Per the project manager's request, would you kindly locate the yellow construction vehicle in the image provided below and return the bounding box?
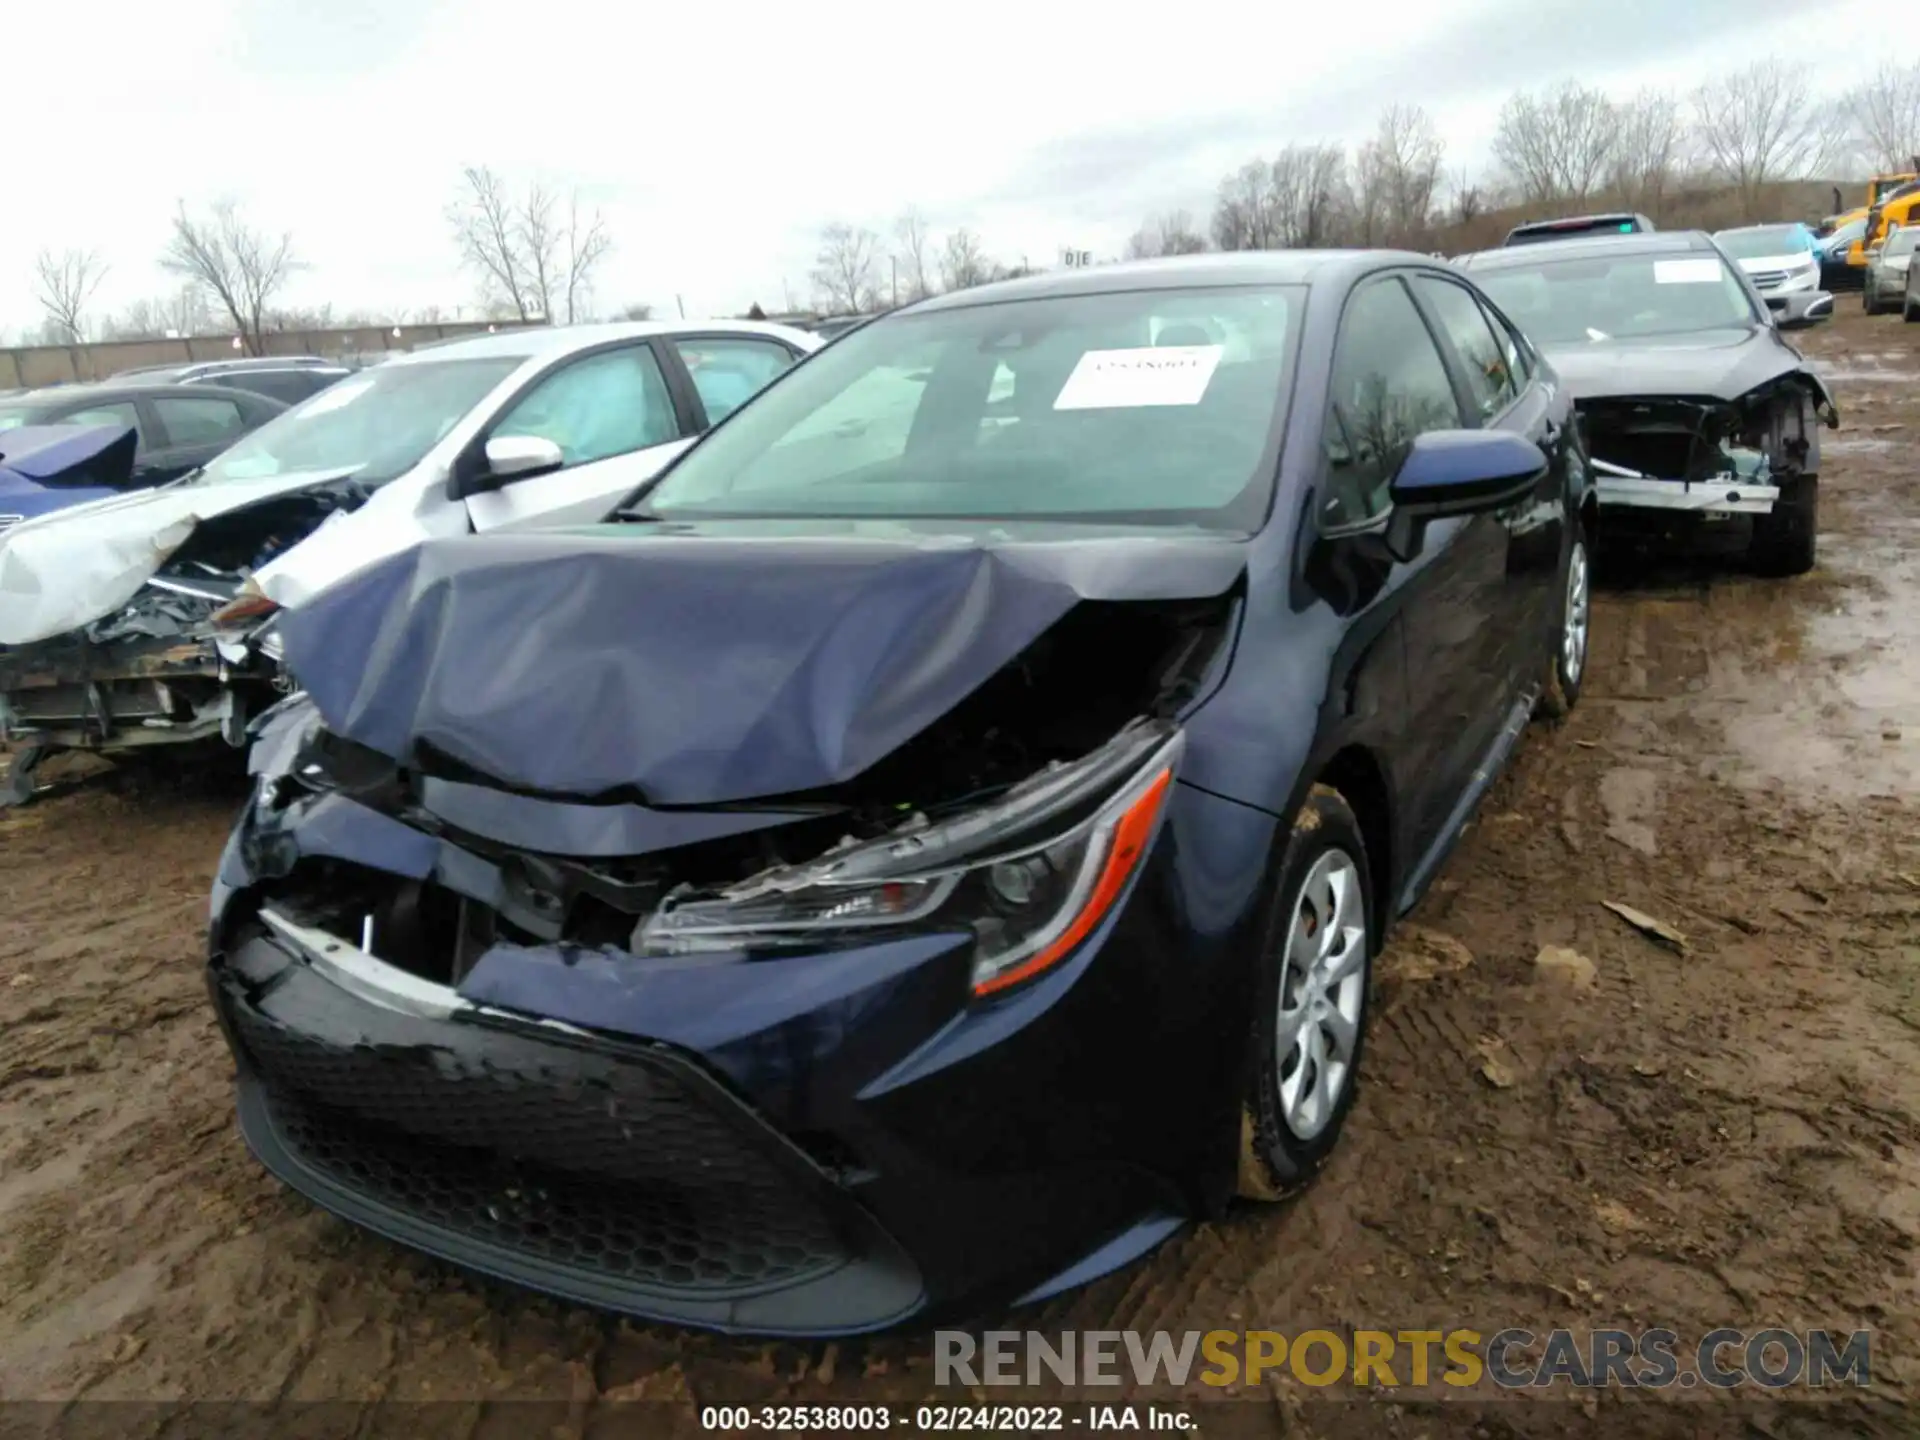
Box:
[1839,164,1920,268]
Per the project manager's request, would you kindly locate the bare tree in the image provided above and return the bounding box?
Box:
[809,222,881,313]
[1445,169,1485,226]
[1124,210,1209,259]
[1211,159,1285,250]
[1358,105,1445,246]
[449,166,534,319]
[448,168,611,324]
[1609,89,1686,215]
[1492,82,1617,206]
[894,208,934,300]
[1841,60,1920,174]
[562,193,612,324]
[31,248,109,343]
[1270,145,1351,246]
[159,200,300,355]
[938,227,993,291]
[1691,60,1827,218]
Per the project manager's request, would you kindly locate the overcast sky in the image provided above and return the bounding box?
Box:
[1,0,1871,336]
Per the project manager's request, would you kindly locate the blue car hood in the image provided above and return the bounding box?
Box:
[0,423,136,494]
[279,521,1247,805]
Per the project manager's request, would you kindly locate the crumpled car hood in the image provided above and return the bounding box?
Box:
[280,520,1248,805]
[0,424,137,530]
[1542,326,1809,404]
[0,423,136,488]
[0,466,361,646]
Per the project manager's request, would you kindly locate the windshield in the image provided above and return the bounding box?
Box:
[1871,177,1918,204]
[1472,252,1759,344]
[1885,229,1920,256]
[192,356,525,485]
[633,286,1301,530]
[0,407,41,433]
[1716,226,1810,259]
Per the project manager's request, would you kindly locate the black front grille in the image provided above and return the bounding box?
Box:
[228,997,774,1192]
[217,939,861,1301]
[256,1084,845,1293]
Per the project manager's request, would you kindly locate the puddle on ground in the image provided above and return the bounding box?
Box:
[1712,518,1920,803]
[1595,484,1919,803]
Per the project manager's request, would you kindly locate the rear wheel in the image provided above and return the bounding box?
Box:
[1751,474,1818,577]
[1237,786,1375,1199]
[1535,527,1591,720]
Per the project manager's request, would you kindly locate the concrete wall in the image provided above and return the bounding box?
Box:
[0,320,547,391]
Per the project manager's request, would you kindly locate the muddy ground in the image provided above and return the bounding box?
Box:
[2,312,1917,1438]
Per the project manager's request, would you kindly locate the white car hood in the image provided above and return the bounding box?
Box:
[0,468,360,647]
[1736,253,1812,273]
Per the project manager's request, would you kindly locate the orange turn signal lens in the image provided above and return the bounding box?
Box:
[970,766,1174,998]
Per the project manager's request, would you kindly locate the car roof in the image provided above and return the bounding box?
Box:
[903,250,1438,313]
[3,380,287,407]
[1715,222,1807,237]
[1458,230,1719,270]
[381,318,821,368]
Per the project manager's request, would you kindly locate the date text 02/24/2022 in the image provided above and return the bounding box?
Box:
[698,1404,1194,1430]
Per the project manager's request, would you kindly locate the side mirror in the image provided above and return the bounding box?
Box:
[452,434,564,497]
[1378,429,1548,563]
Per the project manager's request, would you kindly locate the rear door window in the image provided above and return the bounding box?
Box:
[153,395,250,446]
[1415,275,1520,419]
[670,338,800,425]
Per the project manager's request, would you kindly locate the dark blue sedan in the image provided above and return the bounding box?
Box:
[208,251,1596,1335]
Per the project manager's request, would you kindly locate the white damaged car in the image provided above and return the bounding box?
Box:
[0,319,821,802]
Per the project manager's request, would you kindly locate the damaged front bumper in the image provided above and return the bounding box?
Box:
[1580,383,1837,527]
[207,704,1268,1332]
[0,585,287,761]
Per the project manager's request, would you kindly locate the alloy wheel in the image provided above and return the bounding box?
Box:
[1274,850,1368,1141]
[1562,537,1591,689]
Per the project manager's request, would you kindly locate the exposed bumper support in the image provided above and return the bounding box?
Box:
[1592,460,1778,515]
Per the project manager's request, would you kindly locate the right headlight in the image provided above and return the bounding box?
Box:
[633,722,1184,998]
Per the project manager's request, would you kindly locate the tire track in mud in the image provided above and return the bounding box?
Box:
[0,317,1917,1435]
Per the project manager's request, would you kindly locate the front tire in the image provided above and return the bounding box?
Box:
[1751,475,1818,577]
[1904,291,1919,323]
[1237,786,1375,1200]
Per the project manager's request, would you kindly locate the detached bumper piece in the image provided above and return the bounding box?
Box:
[212,927,925,1335]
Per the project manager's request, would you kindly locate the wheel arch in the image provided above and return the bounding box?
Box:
[1312,745,1394,945]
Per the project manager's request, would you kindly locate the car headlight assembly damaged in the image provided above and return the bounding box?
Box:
[633,724,1182,997]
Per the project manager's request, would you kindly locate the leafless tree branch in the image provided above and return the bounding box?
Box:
[32,248,108,344]
[1840,60,1920,174]
[159,200,299,355]
[894,208,934,301]
[938,227,993,291]
[1691,59,1827,219]
[810,222,881,313]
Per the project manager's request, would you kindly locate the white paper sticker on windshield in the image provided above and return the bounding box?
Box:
[297,377,374,415]
[1652,259,1723,285]
[1052,346,1224,410]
